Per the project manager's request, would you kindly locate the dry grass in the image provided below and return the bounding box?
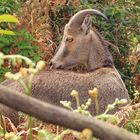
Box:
[20,0,80,63]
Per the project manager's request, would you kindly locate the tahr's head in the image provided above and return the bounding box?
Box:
[50,9,108,69]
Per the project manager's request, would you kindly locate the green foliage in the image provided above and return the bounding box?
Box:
[0,30,15,35]
[0,30,42,81]
[38,130,56,140]
[0,1,42,82]
[121,63,136,99]
[16,29,42,62]
[0,14,19,36]
[124,121,139,134]
[0,0,21,15]
[0,14,19,23]
[121,107,140,135]
[0,67,11,82]
[0,14,42,62]
[0,128,6,137]
[0,14,19,81]
[0,29,42,61]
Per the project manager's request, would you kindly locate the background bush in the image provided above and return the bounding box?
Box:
[0,0,42,82]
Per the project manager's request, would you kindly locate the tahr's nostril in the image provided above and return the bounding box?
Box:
[49,60,64,69]
[49,61,52,66]
[49,60,54,69]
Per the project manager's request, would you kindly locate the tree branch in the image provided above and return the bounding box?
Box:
[0,85,139,140]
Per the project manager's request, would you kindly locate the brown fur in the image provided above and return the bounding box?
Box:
[1,68,130,125]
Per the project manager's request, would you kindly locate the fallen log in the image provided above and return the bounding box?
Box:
[0,85,139,140]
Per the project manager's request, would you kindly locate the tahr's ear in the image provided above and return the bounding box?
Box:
[81,15,92,35]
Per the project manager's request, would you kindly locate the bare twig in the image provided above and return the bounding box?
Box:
[105,40,120,55]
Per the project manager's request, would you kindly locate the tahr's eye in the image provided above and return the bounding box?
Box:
[66,37,74,42]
